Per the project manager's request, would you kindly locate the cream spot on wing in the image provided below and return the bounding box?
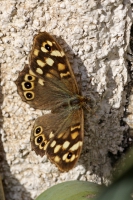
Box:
[47,40,52,46]
[45,58,54,66]
[49,132,54,139]
[61,51,65,56]
[62,131,69,139]
[36,68,43,74]
[29,70,36,77]
[50,140,56,148]
[62,153,67,161]
[70,142,81,151]
[38,79,44,86]
[42,42,47,46]
[45,73,54,78]
[71,131,79,140]
[57,132,64,139]
[41,46,48,53]
[71,125,80,131]
[51,50,62,57]
[44,141,50,150]
[62,141,70,150]
[34,49,39,56]
[60,71,70,78]
[37,60,46,67]
[79,141,83,146]
[54,156,61,163]
[54,145,61,153]
[49,69,59,77]
[58,63,66,71]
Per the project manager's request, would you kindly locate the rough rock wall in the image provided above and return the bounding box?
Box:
[0,0,132,199]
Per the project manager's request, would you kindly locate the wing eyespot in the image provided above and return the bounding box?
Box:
[22,82,34,90]
[41,142,45,147]
[37,135,43,143]
[27,75,33,81]
[24,91,34,100]
[34,126,43,136]
[45,44,51,51]
[67,152,72,159]
[62,151,76,163]
[34,134,46,148]
[24,82,32,89]
[24,74,35,81]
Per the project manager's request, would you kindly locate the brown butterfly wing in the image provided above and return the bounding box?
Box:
[15,32,79,110]
[31,109,84,172]
[15,32,85,172]
[15,64,75,110]
[29,32,79,94]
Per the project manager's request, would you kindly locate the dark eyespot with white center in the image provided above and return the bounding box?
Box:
[35,126,43,135]
[37,136,43,143]
[24,91,34,100]
[24,82,32,89]
[34,126,43,137]
[26,92,32,99]
[45,44,51,51]
[67,152,72,159]
[36,127,41,134]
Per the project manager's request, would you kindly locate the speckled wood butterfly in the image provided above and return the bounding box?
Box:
[15,32,88,172]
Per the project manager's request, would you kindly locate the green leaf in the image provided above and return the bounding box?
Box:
[35,180,102,200]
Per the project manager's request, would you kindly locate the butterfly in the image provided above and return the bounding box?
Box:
[15,32,88,172]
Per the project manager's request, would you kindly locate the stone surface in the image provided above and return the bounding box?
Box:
[0,0,132,199]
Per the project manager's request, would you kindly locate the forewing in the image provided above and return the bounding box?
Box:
[15,32,80,110]
[29,32,79,94]
[15,65,74,110]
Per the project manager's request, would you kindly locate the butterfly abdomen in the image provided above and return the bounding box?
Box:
[59,96,86,111]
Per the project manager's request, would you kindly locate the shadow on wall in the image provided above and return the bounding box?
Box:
[56,34,127,178]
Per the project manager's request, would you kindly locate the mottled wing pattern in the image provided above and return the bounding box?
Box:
[30,32,79,94]
[31,109,84,172]
[15,32,79,110]
[15,32,85,172]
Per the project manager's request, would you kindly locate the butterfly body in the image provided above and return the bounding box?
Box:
[15,32,87,171]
